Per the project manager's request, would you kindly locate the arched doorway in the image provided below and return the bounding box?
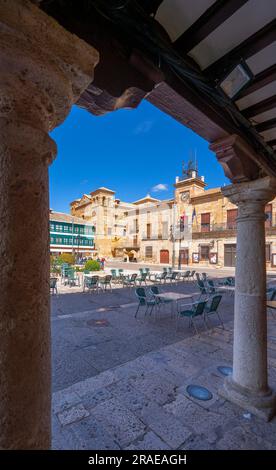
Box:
[160,249,169,264]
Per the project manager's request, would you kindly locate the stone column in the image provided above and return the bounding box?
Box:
[0,0,98,449]
[221,177,276,421]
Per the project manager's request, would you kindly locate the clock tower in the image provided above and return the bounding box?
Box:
[174,162,206,211]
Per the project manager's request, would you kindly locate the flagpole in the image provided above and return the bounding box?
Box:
[172,202,176,269]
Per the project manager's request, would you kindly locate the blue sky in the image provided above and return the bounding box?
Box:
[50,100,229,213]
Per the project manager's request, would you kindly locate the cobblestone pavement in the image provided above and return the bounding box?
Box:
[51,278,276,450]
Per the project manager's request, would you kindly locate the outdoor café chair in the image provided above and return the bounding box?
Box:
[110,269,118,283]
[181,270,190,282]
[66,268,79,287]
[188,270,196,281]
[50,277,58,295]
[267,288,276,301]
[207,279,225,295]
[83,275,99,293]
[196,279,209,301]
[166,271,178,284]
[99,275,112,292]
[150,285,173,312]
[204,294,224,328]
[176,300,208,334]
[136,272,147,286]
[134,287,157,318]
[154,272,167,284]
[123,273,137,287]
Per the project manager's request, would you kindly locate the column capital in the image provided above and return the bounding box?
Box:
[222,176,276,214]
[209,134,261,183]
[0,0,99,135]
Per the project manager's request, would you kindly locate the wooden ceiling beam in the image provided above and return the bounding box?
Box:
[174,0,248,55]
[255,118,276,133]
[267,139,276,147]
[205,19,276,79]
[236,65,276,99]
[242,95,276,119]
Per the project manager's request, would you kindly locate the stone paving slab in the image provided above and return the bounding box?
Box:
[51,281,276,450]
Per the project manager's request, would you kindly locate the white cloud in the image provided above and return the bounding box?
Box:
[152,183,168,193]
[133,120,154,135]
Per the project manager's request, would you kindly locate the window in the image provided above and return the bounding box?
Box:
[146,223,151,239]
[227,209,238,229]
[63,225,68,232]
[162,222,168,239]
[266,244,271,262]
[201,213,210,232]
[145,246,153,258]
[50,223,55,231]
[200,245,210,261]
[265,204,272,228]
[108,227,112,236]
[134,219,139,234]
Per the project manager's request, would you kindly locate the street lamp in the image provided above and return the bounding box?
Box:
[178,215,185,270]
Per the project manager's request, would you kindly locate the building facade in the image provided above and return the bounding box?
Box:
[49,210,95,257]
[69,166,276,268]
[70,187,135,258]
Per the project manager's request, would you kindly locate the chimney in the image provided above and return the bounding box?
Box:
[175,176,179,183]
[201,176,205,182]
[191,171,196,178]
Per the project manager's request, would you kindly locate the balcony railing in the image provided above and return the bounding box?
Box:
[141,234,169,241]
[192,223,237,233]
[192,218,276,234]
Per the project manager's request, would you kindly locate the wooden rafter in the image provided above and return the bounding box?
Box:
[174,0,248,55]
[267,139,276,147]
[242,95,276,119]
[205,19,276,78]
[255,118,276,133]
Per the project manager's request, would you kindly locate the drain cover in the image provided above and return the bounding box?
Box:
[186,385,213,401]
[217,366,233,376]
[87,319,110,327]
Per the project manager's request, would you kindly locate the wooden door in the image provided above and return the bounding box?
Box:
[224,244,236,267]
[160,249,169,264]
[179,249,189,266]
[227,209,238,229]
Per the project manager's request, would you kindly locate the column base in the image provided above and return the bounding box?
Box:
[219,376,276,422]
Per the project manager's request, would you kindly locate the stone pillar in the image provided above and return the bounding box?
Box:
[0,0,98,449]
[221,177,276,421]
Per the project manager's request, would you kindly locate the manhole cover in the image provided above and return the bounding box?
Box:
[217,366,233,376]
[186,385,213,401]
[87,319,110,327]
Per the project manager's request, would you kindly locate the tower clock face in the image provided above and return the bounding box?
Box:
[180,191,190,202]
